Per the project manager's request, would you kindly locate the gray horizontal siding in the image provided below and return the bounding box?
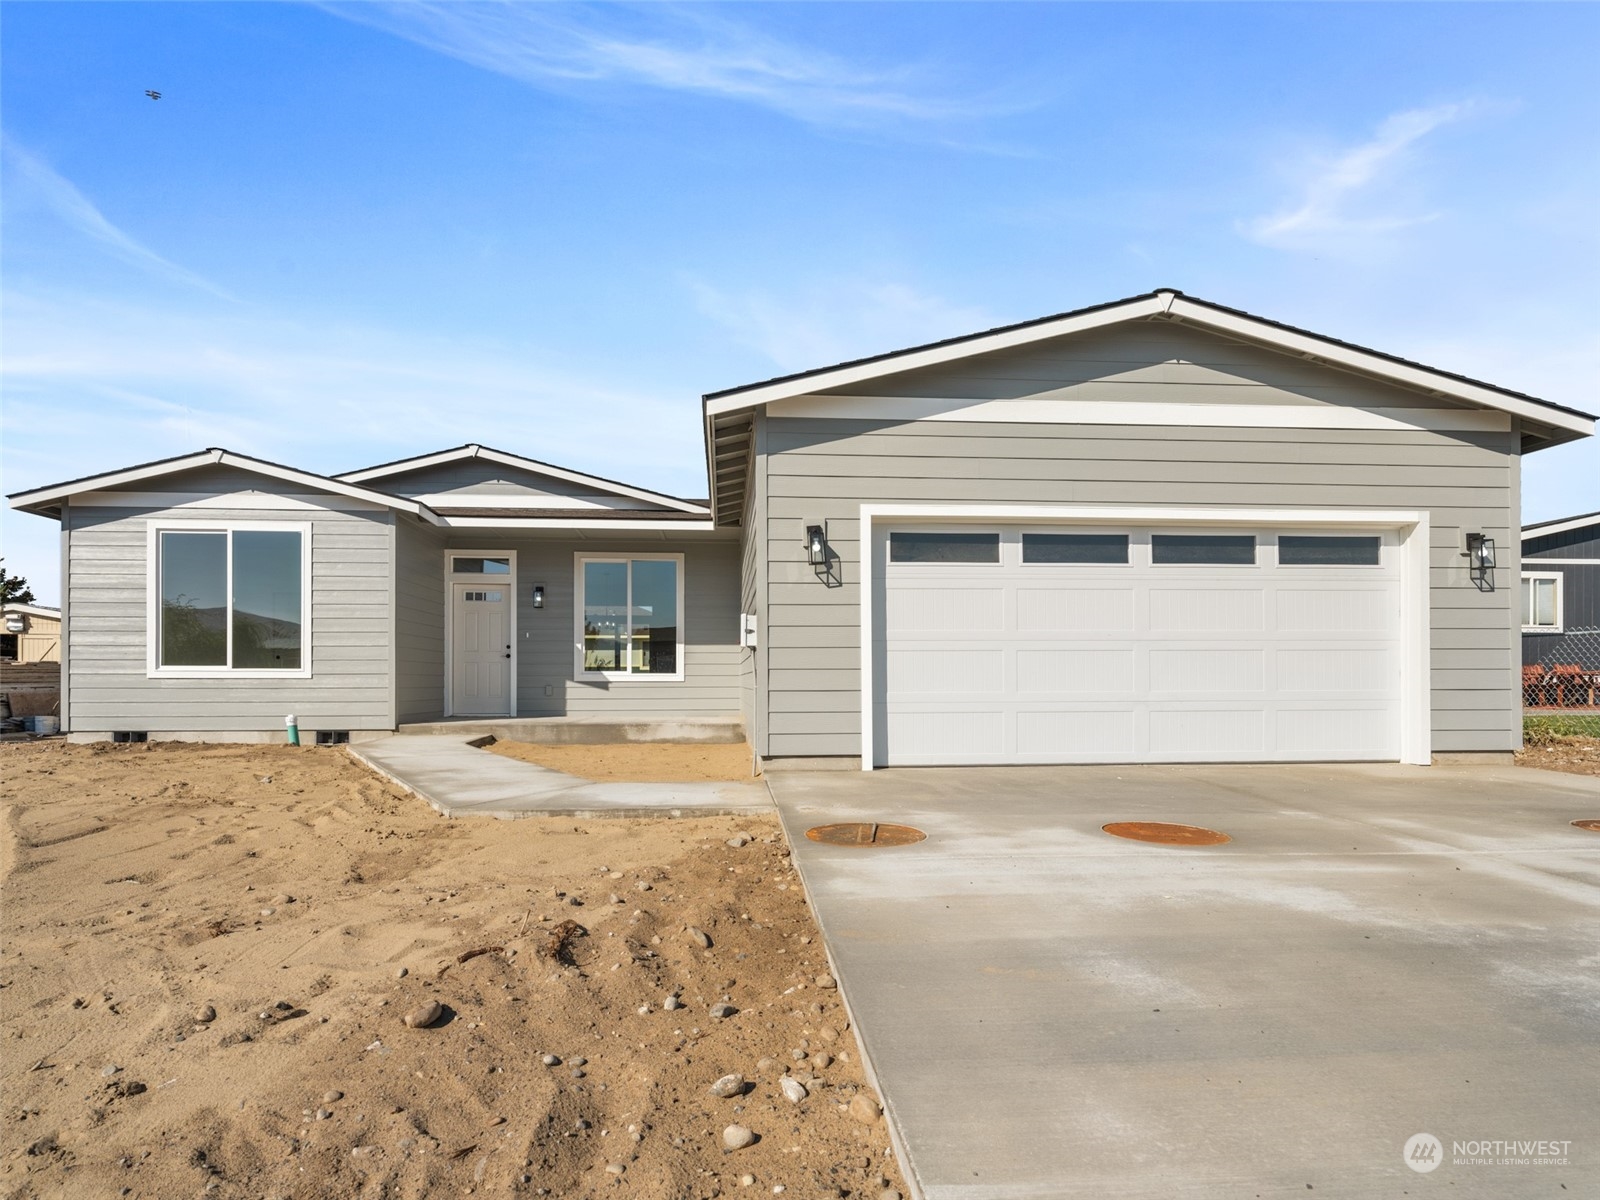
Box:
[758,415,1520,758]
[66,481,395,733]
[375,459,666,507]
[395,517,446,723]
[410,532,742,720]
[832,320,1475,412]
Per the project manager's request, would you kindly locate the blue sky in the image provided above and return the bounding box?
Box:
[4,1,1597,605]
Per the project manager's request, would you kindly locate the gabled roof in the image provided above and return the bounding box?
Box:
[336,444,707,515]
[1522,511,1600,540]
[703,289,1595,433]
[7,448,434,520]
[701,288,1595,526]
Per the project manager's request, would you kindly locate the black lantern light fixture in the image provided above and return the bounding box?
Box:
[805,524,827,567]
[1464,533,1496,591]
[532,584,545,609]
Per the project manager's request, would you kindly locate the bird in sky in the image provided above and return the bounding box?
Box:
[145,90,161,100]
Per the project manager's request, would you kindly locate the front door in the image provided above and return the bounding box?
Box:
[450,582,512,716]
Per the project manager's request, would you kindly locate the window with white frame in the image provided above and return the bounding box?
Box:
[1521,572,1563,632]
[575,554,683,679]
[151,523,310,674]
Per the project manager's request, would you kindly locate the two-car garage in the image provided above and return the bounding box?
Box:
[870,517,1413,767]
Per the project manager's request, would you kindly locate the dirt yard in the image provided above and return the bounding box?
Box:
[485,741,757,784]
[1517,736,1600,777]
[0,742,904,1200]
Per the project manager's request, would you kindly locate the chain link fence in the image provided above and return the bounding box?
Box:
[1524,627,1600,709]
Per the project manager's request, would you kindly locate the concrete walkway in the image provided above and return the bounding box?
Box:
[348,734,770,819]
[769,763,1600,1199]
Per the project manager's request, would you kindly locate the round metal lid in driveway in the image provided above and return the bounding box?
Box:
[1102,821,1231,846]
[806,822,927,847]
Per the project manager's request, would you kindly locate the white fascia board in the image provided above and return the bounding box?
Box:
[210,453,427,514]
[1521,514,1600,540]
[703,294,1170,415]
[2,603,61,618]
[859,503,1428,527]
[9,450,222,509]
[1166,298,1595,436]
[339,444,705,514]
[432,516,721,532]
[9,448,428,517]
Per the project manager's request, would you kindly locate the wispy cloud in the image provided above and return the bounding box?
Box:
[1,288,703,493]
[1241,103,1477,250]
[1,134,234,299]
[324,2,1011,129]
[690,278,994,375]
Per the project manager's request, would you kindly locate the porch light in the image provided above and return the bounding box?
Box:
[533,584,544,609]
[1465,533,1496,590]
[805,524,827,567]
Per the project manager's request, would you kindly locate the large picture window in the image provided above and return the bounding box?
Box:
[151,524,309,675]
[575,555,683,679]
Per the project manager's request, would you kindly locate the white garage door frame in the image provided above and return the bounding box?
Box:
[859,504,1432,769]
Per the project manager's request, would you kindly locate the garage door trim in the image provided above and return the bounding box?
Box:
[859,505,1432,769]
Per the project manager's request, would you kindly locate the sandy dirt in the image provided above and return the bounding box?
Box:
[1517,736,1600,777]
[0,742,904,1200]
[485,741,758,784]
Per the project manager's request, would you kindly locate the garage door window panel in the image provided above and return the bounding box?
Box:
[1022,533,1130,565]
[1278,536,1382,566]
[1152,534,1257,565]
[889,531,1000,564]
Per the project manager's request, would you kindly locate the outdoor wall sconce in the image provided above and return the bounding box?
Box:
[1464,533,1496,591]
[805,524,828,567]
[532,585,545,609]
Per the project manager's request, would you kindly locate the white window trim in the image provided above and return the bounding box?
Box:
[1521,572,1564,633]
[146,519,313,679]
[444,549,518,718]
[573,552,686,683]
[859,505,1432,770]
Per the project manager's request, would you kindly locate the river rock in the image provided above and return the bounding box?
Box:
[848,1094,883,1124]
[193,1005,216,1024]
[816,974,837,989]
[711,1003,738,1019]
[722,1124,756,1151]
[708,1073,746,1099]
[779,1077,808,1103]
[688,927,712,949]
[403,1001,442,1029]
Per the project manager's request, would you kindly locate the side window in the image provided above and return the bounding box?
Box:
[154,526,306,673]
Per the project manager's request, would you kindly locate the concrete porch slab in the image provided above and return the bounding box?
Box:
[349,734,770,819]
[395,714,745,744]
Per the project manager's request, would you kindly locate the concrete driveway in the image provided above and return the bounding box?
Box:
[767,763,1600,1199]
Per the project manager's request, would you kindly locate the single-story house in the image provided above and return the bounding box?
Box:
[2,602,62,664]
[10,290,1595,765]
[1521,511,1600,684]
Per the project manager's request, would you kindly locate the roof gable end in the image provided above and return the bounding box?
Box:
[336,444,706,514]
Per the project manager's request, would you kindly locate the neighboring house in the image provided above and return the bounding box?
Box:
[1521,511,1600,671]
[10,290,1595,765]
[2,603,62,663]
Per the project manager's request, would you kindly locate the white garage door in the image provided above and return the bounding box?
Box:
[876,526,1402,766]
